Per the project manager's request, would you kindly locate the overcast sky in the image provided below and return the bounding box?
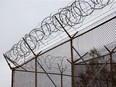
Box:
[0,0,72,87]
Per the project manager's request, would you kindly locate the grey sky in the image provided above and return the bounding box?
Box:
[0,0,71,87]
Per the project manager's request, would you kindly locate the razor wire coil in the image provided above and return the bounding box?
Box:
[5,0,114,65]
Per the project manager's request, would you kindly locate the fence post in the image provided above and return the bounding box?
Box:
[109,53,114,87]
[104,46,115,87]
[35,57,37,87]
[70,39,75,87]
[11,69,15,87]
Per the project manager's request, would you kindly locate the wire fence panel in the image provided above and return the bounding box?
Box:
[74,52,116,87]
[73,15,116,56]
[13,71,35,87]
[3,0,116,87]
[36,41,71,87]
[11,14,116,87]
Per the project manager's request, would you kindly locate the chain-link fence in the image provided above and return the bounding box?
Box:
[3,0,116,87]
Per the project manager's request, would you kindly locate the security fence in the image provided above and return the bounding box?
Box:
[3,0,116,87]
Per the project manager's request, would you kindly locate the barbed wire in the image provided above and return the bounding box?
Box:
[5,0,114,65]
[37,55,69,72]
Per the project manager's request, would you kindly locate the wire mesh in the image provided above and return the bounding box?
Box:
[3,0,116,87]
[12,15,116,87]
[74,50,116,87]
